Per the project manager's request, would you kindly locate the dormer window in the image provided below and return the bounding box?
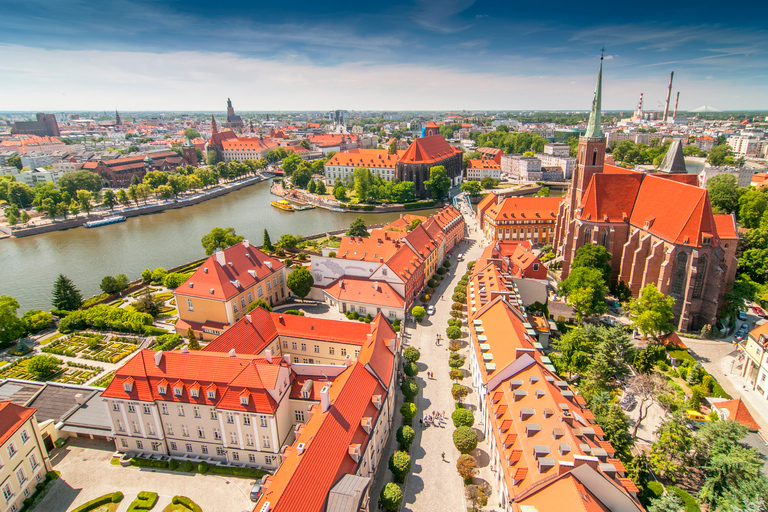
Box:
[123,382,133,393]
[240,396,249,406]
[207,390,216,400]
[158,386,167,395]
[190,388,199,398]
[174,387,183,397]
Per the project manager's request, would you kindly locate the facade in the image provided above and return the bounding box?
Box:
[15,168,67,187]
[323,149,402,186]
[740,323,768,398]
[308,134,361,155]
[501,154,541,181]
[0,402,52,512]
[728,136,767,158]
[432,205,465,253]
[93,151,191,188]
[173,241,287,341]
[477,147,504,164]
[19,154,55,169]
[467,159,501,181]
[480,194,562,245]
[698,166,763,188]
[321,277,406,321]
[535,143,576,179]
[11,113,60,137]
[223,98,244,130]
[478,241,547,280]
[220,136,278,163]
[553,59,739,331]
[395,135,463,198]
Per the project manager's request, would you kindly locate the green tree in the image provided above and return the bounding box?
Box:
[425,166,451,199]
[287,266,314,298]
[400,402,417,422]
[380,483,403,512]
[456,454,478,481]
[739,229,768,284]
[277,234,298,248]
[163,273,188,289]
[76,189,93,215]
[460,181,482,197]
[388,451,411,483]
[200,227,243,255]
[156,184,174,200]
[100,275,125,294]
[315,179,327,195]
[650,413,694,483]
[403,347,420,363]
[707,144,733,166]
[446,326,462,340]
[396,425,415,450]
[299,139,311,150]
[452,383,468,401]
[480,176,498,189]
[707,174,739,213]
[571,245,612,285]
[52,275,82,311]
[187,327,200,350]
[282,153,303,176]
[452,408,474,428]
[102,189,117,210]
[26,354,60,377]
[333,185,347,201]
[388,141,397,154]
[552,325,597,377]
[400,379,419,401]
[21,309,52,333]
[560,267,609,321]
[183,128,201,140]
[262,229,274,252]
[408,218,422,231]
[453,426,478,454]
[307,179,316,193]
[247,299,272,313]
[738,189,768,229]
[7,155,22,170]
[353,167,374,201]
[292,167,313,189]
[57,170,103,196]
[134,289,163,317]
[412,306,426,322]
[0,296,25,345]
[346,217,369,237]
[628,284,676,337]
[589,326,633,385]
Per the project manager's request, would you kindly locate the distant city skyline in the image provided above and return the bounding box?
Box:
[1,0,766,111]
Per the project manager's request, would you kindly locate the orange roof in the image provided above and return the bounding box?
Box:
[0,401,36,447]
[477,192,499,215]
[337,232,400,263]
[468,159,500,170]
[382,214,428,233]
[308,134,359,145]
[653,173,699,186]
[578,173,643,223]
[221,137,278,152]
[714,214,738,240]
[175,241,284,301]
[404,223,439,259]
[324,148,402,169]
[399,135,461,164]
[658,332,687,349]
[323,277,404,309]
[432,205,463,230]
[715,399,760,430]
[486,196,562,223]
[516,473,611,512]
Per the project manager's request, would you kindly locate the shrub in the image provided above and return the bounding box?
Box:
[427,279,438,288]
[169,459,179,470]
[446,326,462,340]
[380,482,403,512]
[400,402,417,423]
[284,310,305,316]
[403,199,437,209]
[284,258,293,267]
[437,267,446,275]
[351,311,360,320]
[453,426,478,454]
[198,461,209,473]
[163,272,188,289]
[449,340,461,352]
[448,318,462,327]
[449,353,465,368]
[130,457,169,469]
[452,292,466,303]
[183,460,193,472]
[112,493,124,503]
[404,361,419,377]
[452,383,468,402]
[396,425,415,450]
[328,251,337,257]
[452,408,475,428]
[127,491,158,512]
[450,310,463,319]
[171,496,202,512]
[456,454,478,481]
[403,347,421,363]
[451,302,463,311]
[388,451,411,483]
[443,260,451,268]
[400,379,419,401]
[667,486,701,512]
[449,369,464,381]
[72,493,124,512]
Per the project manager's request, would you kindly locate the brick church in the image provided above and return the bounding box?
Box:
[554,57,739,331]
[395,123,463,198]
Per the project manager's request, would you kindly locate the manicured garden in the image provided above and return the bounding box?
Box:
[41,332,138,363]
[0,355,102,385]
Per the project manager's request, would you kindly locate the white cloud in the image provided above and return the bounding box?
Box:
[0,44,765,111]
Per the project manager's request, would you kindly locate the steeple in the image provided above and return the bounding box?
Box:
[211,114,218,134]
[227,98,232,109]
[585,49,604,138]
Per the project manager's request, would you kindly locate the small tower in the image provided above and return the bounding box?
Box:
[211,115,218,134]
[423,121,439,137]
[182,138,198,167]
[227,98,235,118]
[115,110,122,126]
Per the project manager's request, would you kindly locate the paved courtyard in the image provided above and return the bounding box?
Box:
[37,438,256,512]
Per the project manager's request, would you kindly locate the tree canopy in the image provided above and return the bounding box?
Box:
[52,274,83,311]
[286,266,314,298]
[346,217,369,237]
[200,227,243,255]
[425,166,451,199]
[571,245,612,285]
[0,295,25,345]
[560,267,609,320]
[628,284,676,337]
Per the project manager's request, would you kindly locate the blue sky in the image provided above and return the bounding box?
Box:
[1,0,766,111]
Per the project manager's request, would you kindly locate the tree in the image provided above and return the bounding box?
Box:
[134,289,163,317]
[460,181,482,197]
[333,185,347,201]
[628,284,676,338]
[281,153,303,176]
[101,189,117,210]
[589,326,633,385]
[0,296,25,345]
[707,144,733,166]
[400,402,416,422]
[292,167,313,189]
[183,128,201,140]
[648,493,685,512]
[403,347,420,363]
[26,355,60,378]
[425,166,451,199]
[156,184,174,200]
[187,328,200,350]
[52,275,82,311]
[412,306,426,322]
[388,141,398,154]
[76,190,93,215]
[404,361,418,377]
[346,217,369,237]
[707,173,739,213]
[650,413,694,482]
[200,227,243,255]
[571,245,612,285]
[58,170,102,196]
[7,155,22,170]
[535,186,550,197]
[100,275,126,294]
[299,139,311,151]
[611,280,632,303]
[163,273,188,289]
[446,326,462,340]
[480,176,498,190]
[388,451,411,483]
[456,454,478,481]
[287,266,314,298]
[453,426,478,454]
[452,383,468,402]
[560,267,609,321]
[465,483,489,512]
[307,179,316,193]
[552,326,597,378]
[396,425,415,450]
[247,299,272,313]
[627,373,669,438]
[380,483,403,512]
[452,408,474,428]
[315,179,327,195]
[277,234,298,249]
[353,167,374,201]
[739,189,768,229]
[262,229,273,252]
[701,445,763,509]
[408,218,422,231]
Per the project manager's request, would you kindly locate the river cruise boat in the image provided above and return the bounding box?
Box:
[84,215,126,228]
[271,199,295,212]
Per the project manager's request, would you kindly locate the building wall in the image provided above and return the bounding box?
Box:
[482,215,556,245]
[0,416,49,512]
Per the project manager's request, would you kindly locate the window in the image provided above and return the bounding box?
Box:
[210,410,217,420]
[293,357,298,363]
[161,403,168,415]
[233,302,239,313]
[177,405,185,416]
[136,440,143,450]
[246,434,254,446]
[230,432,238,444]
[35,474,41,483]
[314,345,319,353]
[28,453,38,469]
[227,412,235,424]
[283,340,288,349]
[341,348,347,356]
[249,454,256,463]
[258,286,263,297]
[190,388,199,398]
[198,427,205,438]
[266,456,275,465]
[121,439,128,448]
[116,419,125,432]
[232,451,239,461]
[262,436,271,449]
[260,416,268,427]
[213,429,221,440]
[127,403,135,413]
[147,423,156,435]
[143,404,151,415]
[671,251,688,295]
[279,273,284,283]
[295,410,305,422]
[201,445,208,454]
[132,422,140,434]
[181,425,189,437]
[273,276,278,288]
[170,442,177,451]
[241,297,246,309]
[243,415,251,426]
[267,280,272,291]
[281,288,285,298]
[3,483,13,501]
[207,390,216,400]
[247,292,253,303]
[112,402,120,412]
[193,407,201,418]
[329,346,335,355]
[301,343,306,351]
[533,263,539,271]
[355,350,359,358]
[692,254,708,299]
[151,442,160,451]
[158,385,166,395]
[359,306,366,314]
[216,447,225,456]
[292,342,297,350]
[240,396,248,406]
[303,358,308,364]
[174,387,182,397]
[187,298,194,311]
[186,443,193,453]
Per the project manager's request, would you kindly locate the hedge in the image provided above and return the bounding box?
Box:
[127,491,158,512]
[403,200,437,209]
[171,496,202,512]
[667,486,701,512]
[59,305,153,334]
[208,464,268,479]
[130,457,169,469]
[72,492,124,512]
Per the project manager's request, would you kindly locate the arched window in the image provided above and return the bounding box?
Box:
[584,227,592,242]
[600,230,609,247]
[692,254,708,298]
[592,148,598,166]
[670,251,688,296]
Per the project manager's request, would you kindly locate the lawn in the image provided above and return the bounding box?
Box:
[42,333,138,363]
[0,358,102,385]
[41,332,66,345]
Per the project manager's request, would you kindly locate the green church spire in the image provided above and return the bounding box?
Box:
[585,50,604,138]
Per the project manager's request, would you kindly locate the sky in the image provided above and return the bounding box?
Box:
[1,0,767,112]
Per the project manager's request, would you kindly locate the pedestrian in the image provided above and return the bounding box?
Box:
[419,417,423,428]
[441,452,445,461]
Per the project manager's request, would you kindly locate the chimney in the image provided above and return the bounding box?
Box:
[75,393,84,405]
[348,444,361,463]
[246,314,252,323]
[278,315,284,324]
[243,240,250,248]
[345,354,352,366]
[320,386,330,413]
[297,442,306,455]
[154,351,163,367]
[181,346,189,353]
[229,348,236,358]
[215,250,226,266]
[558,460,575,475]
[265,349,272,363]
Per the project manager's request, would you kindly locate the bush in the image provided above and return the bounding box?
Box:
[453,426,478,454]
[451,302,463,311]
[169,459,179,470]
[130,457,169,469]
[437,267,446,275]
[396,425,415,450]
[388,451,411,483]
[452,408,474,428]
[456,453,478,481]
[427,279,438,289]
[380,483,403,512]
[446,326,462,340]
[452,292,466,303]
[72,494,123,512]
[163,272,188,289]
[284,310,305,316]
[449,339,461,351]
[183,460,193,472]
[198,461,209,473]
[449,353,465,368]
[403,347,421,363]
[400,402,417,423]
[171,496,202,512]
[59,305,153,334]
[328,251,337,257]
[450,310,463,319]
[284,258,293,267]
[400,379,419,401]
[447,318,462,327]
[403,200,437,209]
[452,383,468,401]
[404,361,419,377]
[449,369,464,381]
[127,491,158,512]
[667,486,702,512]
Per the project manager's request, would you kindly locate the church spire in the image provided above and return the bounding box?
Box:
[585,49,604,138]
[211,114,218,134]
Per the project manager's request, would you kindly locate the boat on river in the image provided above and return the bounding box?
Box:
[271,200,295,212]
[84,215,127,228]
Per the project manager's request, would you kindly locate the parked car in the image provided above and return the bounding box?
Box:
[738,310,748,321]
[736,324,749,341]
[753,306,766,318]
[457,253,464,261]
[427,305,435,315]
[249,482,262,502]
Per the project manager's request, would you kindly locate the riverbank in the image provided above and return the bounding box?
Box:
[4,172,274,238]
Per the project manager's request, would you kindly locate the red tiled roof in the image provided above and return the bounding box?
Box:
[468,159,500,170]
[714,214,738,239]
[486,196,562,223]
[399,135,461,164]
[325,149,403,169]
[0,401,36,447]
[578,173,643,223]
[323,277,404,309]
[653,173,699,186]
[221,137,278,152]
[716,399,760,431]
[202,307,278,354]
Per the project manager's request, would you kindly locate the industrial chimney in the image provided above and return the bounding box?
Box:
[673,92,680,118]
[663,71,674,122]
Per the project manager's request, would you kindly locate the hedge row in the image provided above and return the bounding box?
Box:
[171,496,202,512]
[58,305,153,335]
[127,491,158,512]
[403,200,437,210]
[72,492,123,512]
[130,456,267,479]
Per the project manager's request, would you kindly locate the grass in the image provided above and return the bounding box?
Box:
[110,457,120,465]
[41,332,66,345]
[82,293,109,308]
[155,293,174,302]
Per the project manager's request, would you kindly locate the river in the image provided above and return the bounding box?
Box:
[0,181,435,312]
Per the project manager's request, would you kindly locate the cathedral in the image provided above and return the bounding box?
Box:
[223,98,244,130]
[554,57,738,331]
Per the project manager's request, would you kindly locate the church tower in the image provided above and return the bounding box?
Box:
[115,110,122,126]
[226,98,235,118]
[211,115,218,134]
[568,54,607,215]
[182,138,198,167]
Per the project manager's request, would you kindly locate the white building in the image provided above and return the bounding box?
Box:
[698,166,764,188]
[466,159,501,181]
[536,145,576,179]
[20,153,55,169]
[323,149,400,186]
[728,136,767,158]
[500,154,541,180]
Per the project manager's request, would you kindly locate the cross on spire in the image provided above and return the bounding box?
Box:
[600,47,605,60]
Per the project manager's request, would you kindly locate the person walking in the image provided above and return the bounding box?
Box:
[441,452,446,461]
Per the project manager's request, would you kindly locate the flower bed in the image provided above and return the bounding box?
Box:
[0,357,102,385]
[42,333,138,363]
